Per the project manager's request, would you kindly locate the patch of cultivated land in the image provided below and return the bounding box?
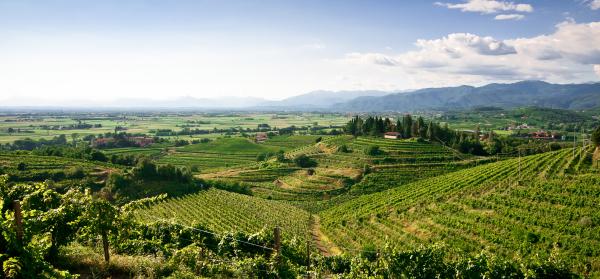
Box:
[136,188,311,242]
[319,148,600,272]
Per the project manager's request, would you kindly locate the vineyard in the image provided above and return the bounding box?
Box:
[202,136,488,206]
[319,147,599,273]
[135,188,311,242]
[2,117,599,277]
[0,152,117,184]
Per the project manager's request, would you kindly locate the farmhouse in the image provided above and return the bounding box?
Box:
[530,130,559,140]
[384,132,401,139]
[129,136,155,147]
[91,136,154,147]
[91,138,114,147]
[255,132,268,143]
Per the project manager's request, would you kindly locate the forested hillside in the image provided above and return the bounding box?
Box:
[337,81,600,111]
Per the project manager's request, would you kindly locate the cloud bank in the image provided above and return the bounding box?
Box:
[343,21,600,86]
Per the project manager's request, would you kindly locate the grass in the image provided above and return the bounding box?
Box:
[56,243,166,279]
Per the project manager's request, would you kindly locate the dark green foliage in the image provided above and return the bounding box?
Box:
[17,162,26,171]
[132,159,192,183]
[293,154,317,168]
[2,135,68,151]
[32,145,110,163]
[276,150,286,162]
[203,179,252,195]
[66,166,85,179]
[592,126,600,147]
[174,139,190,147]
[338,144,349,153]
[364,145,382,156]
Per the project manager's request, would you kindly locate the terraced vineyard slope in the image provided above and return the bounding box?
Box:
[205,136,488,206]
[320,147,599,272]
[136,188,311,241]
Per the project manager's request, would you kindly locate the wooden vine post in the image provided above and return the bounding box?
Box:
[13,200,23,245]
[272,226,282,278]
[102,230,110,263]
[306,214,312,278]
[274,226,281,254]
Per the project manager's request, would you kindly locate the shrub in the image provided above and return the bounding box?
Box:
[17,162,27,171]
[338,145,349,153]
[364,145,381,156]
[293,154,317,168]
[592,126,600,147]
[66,166,85,179]
[276,150,286,163]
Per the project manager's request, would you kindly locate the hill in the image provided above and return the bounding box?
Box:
[136,188,310,241]
[336,81,600,112]
[257,90,390,109]
[319,147,599,271]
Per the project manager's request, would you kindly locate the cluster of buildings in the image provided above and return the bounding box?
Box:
[91,136,155,148]
[255,132,269,143]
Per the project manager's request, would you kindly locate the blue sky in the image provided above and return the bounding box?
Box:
[1,0,599,104]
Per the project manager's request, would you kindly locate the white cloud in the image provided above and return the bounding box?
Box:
[419,33,517,56]
[512,21,600,65]
[435,0,533,14]
[589,0,600,10]
[494,14,525,20]
[342,21,600,86]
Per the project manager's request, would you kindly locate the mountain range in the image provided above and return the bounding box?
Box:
[333,81,600,112]
[1,81,599,111]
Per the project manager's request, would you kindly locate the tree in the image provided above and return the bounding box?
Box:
[402,114,413,139]
[411,121,419,138]
[396,119,403,137]
[71,133,79,146]
[426,121,435,140]
[417,117,426,138]
[592,126,600,147]
[293,154,317,168]
[132,159,157,179]
[77,198,119,262]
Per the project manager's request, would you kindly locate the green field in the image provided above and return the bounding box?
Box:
[0,113,349,144]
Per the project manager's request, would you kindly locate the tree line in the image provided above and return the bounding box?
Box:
[344,115,584,156]
[345,115,488,155]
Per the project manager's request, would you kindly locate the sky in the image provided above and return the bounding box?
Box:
[1,0,600,105]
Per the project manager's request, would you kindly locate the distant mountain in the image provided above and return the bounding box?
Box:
[336,81,600,112]
[258,90,391,108]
